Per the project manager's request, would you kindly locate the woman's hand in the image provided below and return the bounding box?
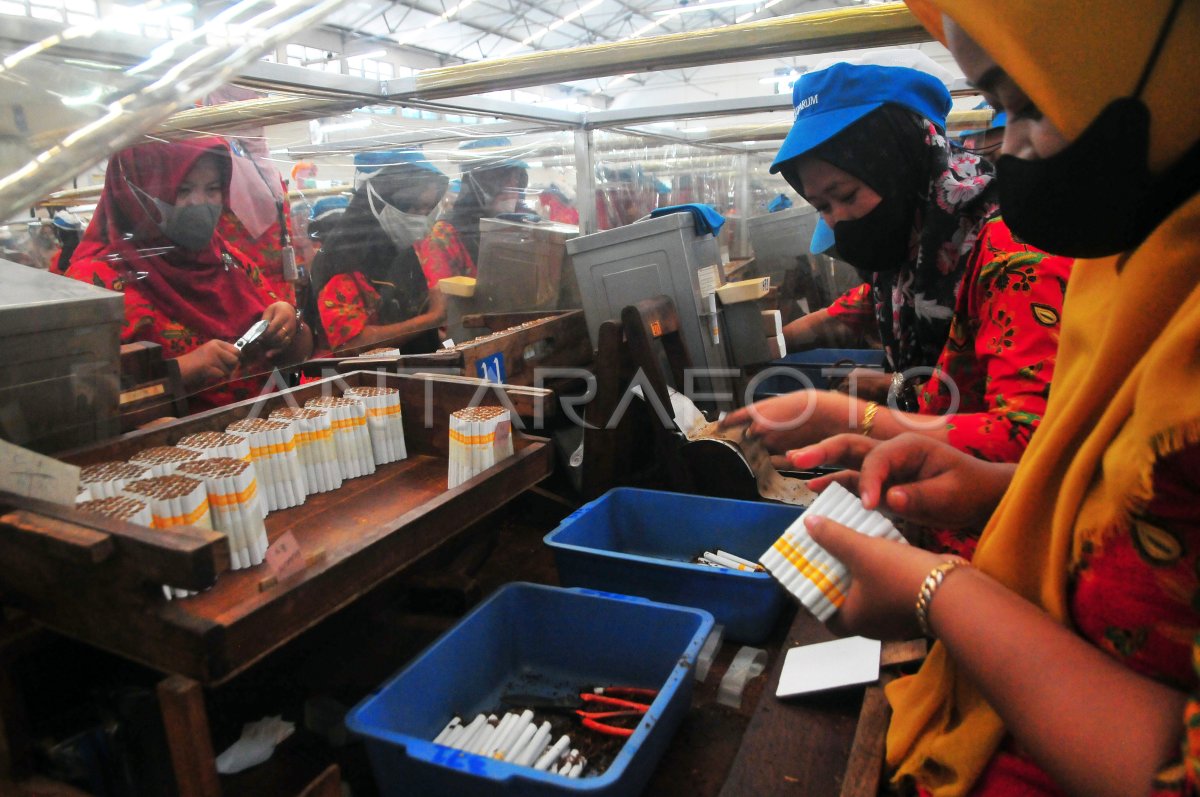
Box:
[789,433,1016,529]
[804,514,948,640]
[719,390,867,455]
[259,301,301,357]
[176,339,240,390]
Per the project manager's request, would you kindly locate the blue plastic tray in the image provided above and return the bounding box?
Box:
[345,582,713,797]
[545,488,800,643]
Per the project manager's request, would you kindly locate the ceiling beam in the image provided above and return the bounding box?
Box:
[393,3,930,100]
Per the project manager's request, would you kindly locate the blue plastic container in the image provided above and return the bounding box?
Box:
[753,347,887,397]
[345,582,713,797]
[544,488,801,643]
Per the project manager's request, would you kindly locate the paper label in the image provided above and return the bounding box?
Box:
[264,531,306,581]
[0,438,80,507]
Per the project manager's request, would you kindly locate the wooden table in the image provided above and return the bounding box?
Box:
[0,371,555,797]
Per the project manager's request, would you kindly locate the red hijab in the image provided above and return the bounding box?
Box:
[73,137,268,341]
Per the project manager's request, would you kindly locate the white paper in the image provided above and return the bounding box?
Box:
[0,438,80,506]
[215,716,295,774]
[775,636,881,698]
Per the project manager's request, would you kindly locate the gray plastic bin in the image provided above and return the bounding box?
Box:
[566,214,729,384]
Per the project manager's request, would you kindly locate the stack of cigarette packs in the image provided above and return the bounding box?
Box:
[759,482,906,621]
[447,406,513,489]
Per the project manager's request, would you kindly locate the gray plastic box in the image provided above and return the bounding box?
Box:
[566,214,729,381]
[0,259,123,453]
[475,217,581,314]
[747,207,862,307]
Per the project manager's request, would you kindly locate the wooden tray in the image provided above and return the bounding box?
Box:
[303,311,592,394]
[0,371,553,684]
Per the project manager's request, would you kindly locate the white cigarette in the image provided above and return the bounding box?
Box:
[534,735,571,771]
[513,721,552,767]
[504,720,538,762]
[716,549,764,570]
[433,716,461,745]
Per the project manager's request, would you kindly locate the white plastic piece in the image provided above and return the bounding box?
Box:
[694,623,725,682]
[717,645,768,708]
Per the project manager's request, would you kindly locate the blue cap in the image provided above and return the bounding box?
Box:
[770,62,952,174]
[353,149,440,175]
[52,209,84,230]
[767,194,793,212]
[653,179,671,195]
[458,137,528,171]
[448,178,461,193]
[309,195,349,221]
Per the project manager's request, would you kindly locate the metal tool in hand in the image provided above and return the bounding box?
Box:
[233,319,269,353]
[502,686,658,738]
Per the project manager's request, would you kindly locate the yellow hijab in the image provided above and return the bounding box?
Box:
[889,2,1200,794]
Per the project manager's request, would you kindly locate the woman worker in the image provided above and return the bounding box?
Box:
[721,60,1073,556]
[310,153,448,353]
[66,137,312,410]
[791,1,1200,794]
[417,137,529,301]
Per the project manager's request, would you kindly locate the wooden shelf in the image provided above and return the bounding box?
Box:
[0,372,553,685]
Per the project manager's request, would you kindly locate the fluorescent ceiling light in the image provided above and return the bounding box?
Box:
[654,0,759,16]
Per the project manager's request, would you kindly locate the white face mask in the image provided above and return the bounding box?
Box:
[367,181,432,251]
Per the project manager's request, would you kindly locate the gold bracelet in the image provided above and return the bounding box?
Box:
[860,401,880,437]
[915,558,970,638]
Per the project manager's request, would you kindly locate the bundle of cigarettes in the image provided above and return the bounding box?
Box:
[447,406,513,489]
[76,495,153,528]
[177,457,267,570]
[343,386,407,466]
[693,549,766,572]
[78,461,152,499]
[122,474,212,531]
[759,482,906,622]
[357,346,400,357]
[432,712,586,777]
[129,446,204,477]
[226,418,308,513]
[177,431,252,463]
[269,407,343,493]
[305,396,375,480]
[121,474,213,600]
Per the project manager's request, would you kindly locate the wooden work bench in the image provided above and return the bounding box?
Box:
[0,371,555,797]
[0,366,917,796]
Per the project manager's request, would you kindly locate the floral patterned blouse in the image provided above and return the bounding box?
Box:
[217,206,296,306]
[415,219,475,290]
[66,240,285,411]
[827,217,1073,464]
[929,445,1200,797]
[317,273,380,351]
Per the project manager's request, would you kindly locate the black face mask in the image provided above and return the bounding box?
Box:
[996,0,1199,259]
[830,196,914,274]
[997,98,1200,258]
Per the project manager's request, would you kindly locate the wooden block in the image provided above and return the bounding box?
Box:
[156,675,220,797]
[880,638,927,668]
[838,681,893,797]
[0,511,114,566]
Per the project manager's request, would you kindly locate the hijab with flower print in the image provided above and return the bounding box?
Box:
[797,105,996,397]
